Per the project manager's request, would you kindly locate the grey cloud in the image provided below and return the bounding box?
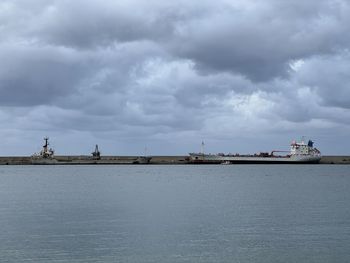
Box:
[170,0,350,81]
[295,53,350,109]
[251,53,350,125]
[10,0,181,48]
[0,44,91,106]
[0,39,163,107]
[4,0,350,81]
[1,0,350,155]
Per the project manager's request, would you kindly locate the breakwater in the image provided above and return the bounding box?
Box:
[0,156,152,165]
[319,156,350,164]
[0,155,349,165]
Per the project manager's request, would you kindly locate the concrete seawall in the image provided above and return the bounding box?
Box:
[319,156,350,164]
[0,155,349,165]
[0,157,32,165]
[0,156,152,165]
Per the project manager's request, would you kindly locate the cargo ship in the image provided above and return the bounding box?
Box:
[189,139,321,164]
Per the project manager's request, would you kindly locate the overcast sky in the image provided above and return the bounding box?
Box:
[1,0,350,156]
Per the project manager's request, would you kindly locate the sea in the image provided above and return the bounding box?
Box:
[0,165,349,263]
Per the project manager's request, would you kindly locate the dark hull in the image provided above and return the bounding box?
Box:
[4,156,153,165]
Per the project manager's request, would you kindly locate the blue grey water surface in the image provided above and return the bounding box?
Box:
[0,165,349,263]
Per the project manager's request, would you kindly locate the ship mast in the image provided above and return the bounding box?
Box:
[43,137,49,151]
[92,144,101,159]
[40,137,54,158]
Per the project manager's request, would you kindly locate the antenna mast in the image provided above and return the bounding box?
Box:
[92,144,101,159]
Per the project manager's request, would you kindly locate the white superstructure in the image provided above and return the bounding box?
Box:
[32,137,55,159]
[290,139,320,156]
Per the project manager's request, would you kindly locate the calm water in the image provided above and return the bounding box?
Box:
[0,165,349,263]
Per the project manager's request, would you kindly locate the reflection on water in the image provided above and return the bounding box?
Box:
[0,165,350,262]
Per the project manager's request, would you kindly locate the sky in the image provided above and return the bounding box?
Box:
[0,0,350,156]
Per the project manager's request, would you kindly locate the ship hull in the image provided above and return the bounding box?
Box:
[31,158,58,165]
[189,154,321,164]
[30,156,152,165]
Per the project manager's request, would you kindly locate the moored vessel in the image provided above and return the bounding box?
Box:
[189,138,321,164]
[30,138,152,164]
[31,137,58,164]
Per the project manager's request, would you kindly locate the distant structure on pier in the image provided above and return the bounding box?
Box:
[92,144,101,159]
[32,137,55,159]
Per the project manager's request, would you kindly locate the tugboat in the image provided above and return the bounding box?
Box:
[31,137,57,164]
[189,138,321,164]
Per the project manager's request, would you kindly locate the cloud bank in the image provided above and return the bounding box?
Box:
[0,0,350,155]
